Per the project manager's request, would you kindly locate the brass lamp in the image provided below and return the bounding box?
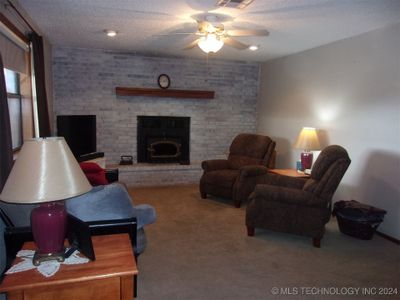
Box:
[294,127,321,170]
[0,137,91,265]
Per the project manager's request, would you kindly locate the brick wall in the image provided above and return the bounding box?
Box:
[53,47,260,169]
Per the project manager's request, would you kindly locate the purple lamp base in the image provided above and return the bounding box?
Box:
[301,151,313,170]
[31,202,67,265]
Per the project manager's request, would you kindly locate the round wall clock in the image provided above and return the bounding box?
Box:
[157,74,170,89]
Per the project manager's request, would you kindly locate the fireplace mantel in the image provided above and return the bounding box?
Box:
[115,87,214,99]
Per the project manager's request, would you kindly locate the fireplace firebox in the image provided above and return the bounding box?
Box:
[137,116,190,164]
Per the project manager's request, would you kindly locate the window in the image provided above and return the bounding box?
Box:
[1,13,34,152]
[4,68,23,150]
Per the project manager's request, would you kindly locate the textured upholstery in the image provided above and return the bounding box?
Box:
[0,182,156,255]
[201,170,239,189]
[200,133,276,207]
[246,145,351,246]
[66,182,156,255]
[66,183,156,231]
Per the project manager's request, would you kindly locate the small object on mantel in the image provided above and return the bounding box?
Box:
[120,155,133,165]
[157,74,171,89]
[115,87,214,99]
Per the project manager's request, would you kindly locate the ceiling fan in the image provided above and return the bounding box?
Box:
[159,13,269,54]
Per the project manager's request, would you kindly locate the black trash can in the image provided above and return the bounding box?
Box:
[333,200,386,240]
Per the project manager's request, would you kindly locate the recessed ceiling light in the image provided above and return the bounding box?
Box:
[104,30,117,37]
[249,45,258,51]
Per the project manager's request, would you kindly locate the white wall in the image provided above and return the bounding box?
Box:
[257,23,400,239]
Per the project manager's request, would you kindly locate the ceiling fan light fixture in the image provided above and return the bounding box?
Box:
[249,45,258,51]
[198,33,224,53]
[104,30,117,37]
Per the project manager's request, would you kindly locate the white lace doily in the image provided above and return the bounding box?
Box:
[6,249,89,277]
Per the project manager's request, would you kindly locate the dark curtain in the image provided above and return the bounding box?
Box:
[29,32,51,137]
[0,53,13,191]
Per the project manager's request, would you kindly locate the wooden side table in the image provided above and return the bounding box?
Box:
[0,234,138,300]
[269,168,310,178]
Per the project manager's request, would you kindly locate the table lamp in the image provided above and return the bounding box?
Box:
[0,137,92,265]
[294,127,321,170]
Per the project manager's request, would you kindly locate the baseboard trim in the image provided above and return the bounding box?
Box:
[376,231,400,245]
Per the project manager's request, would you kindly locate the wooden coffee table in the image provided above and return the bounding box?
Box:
[0,234,137,300]
[269,168,310,178]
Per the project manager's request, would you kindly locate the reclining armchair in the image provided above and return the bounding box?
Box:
[246,145,351,247]
[200,133,276,207]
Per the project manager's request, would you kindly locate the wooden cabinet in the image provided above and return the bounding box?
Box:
[0,234,137,300]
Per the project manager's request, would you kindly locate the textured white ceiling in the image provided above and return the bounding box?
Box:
[18,0,400,61]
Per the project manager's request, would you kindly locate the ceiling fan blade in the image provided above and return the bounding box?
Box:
[183,39,200,50]
[246,2,344,15]
[223,37,249,50]
[154,32,198,36]
[227,29,269,37]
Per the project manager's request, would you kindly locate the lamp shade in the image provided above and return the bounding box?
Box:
[0,137,91,204]
[294,127,321,151]
[198,33,224,53]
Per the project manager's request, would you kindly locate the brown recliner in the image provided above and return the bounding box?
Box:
[246,145,351,247]
[200,133,276,207]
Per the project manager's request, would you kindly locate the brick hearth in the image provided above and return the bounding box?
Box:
[107,162,202,186]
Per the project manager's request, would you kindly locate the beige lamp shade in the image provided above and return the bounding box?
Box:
[0,137,92,204]
[294,127,321,151]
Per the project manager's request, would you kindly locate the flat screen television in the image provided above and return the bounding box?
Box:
[57,115,97,159]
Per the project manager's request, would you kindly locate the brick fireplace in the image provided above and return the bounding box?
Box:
[53,47,260,185]
[137,116,190,164]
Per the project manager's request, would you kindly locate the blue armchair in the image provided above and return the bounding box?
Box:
[0,182,156,256]
[66,182,156,255]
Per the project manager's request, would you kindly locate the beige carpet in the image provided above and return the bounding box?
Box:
[129,185,399,300]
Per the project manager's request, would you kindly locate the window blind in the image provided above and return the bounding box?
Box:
[0,21,28,74]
